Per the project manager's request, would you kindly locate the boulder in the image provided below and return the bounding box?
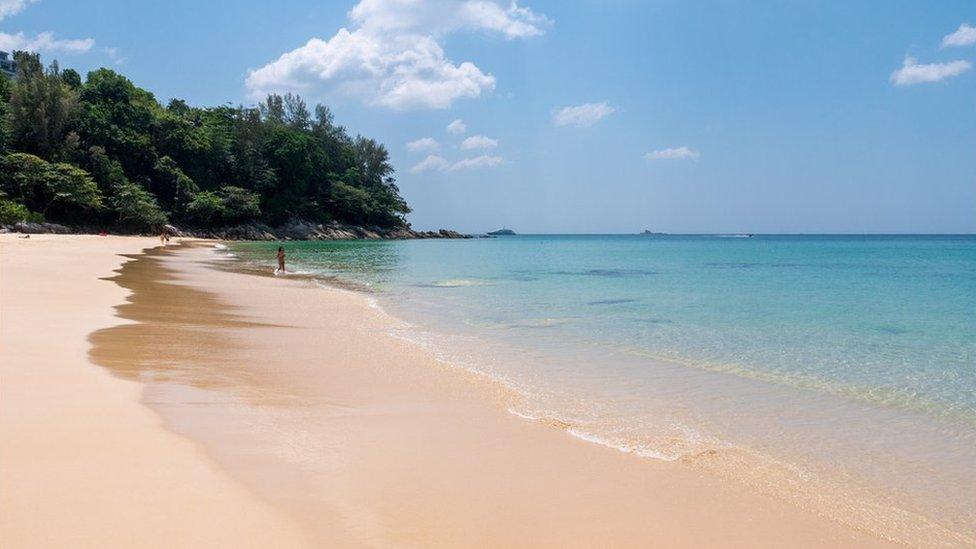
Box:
[14,222,71,234]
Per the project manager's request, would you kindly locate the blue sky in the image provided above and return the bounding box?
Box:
[3,0,974,233]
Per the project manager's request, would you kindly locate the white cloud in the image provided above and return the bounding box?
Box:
[447,119,467,134]
[553,101,615,127]
[0,0,36,21]
[407,137,440,152]
[245,0,548,110]
[460,134,497,150]
[410,152,504,173]
[941,23,976,48]
[411,154,450,173]
[448,154,504,171]
[350,0,550,39]
[890,56,971,85]
[645,146,700,161]
[0,31,94,53]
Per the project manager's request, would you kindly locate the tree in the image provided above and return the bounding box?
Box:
[77,68,158,178]
[260,94,285,124]
[61,69,82,90]
[0,153,101,218]
[283,93,311,130]
[219,186,260,224]
[185,190,224,225]
[7,54,79,159]
[2,52,414,233]
[110,180,167,230]
[151,155,197,213]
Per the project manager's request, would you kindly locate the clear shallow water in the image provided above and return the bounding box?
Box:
[228,235,976,543]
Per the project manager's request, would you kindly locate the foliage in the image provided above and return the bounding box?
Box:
[0,193,43,224]
[0,52,411,232]
[0,152,102,218]
[219,186,261,224]
[7,53,78,159]
[110,180,167,229]
[185,190,223,225]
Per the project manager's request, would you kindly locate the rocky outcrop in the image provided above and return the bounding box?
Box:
[184,220,471,241]
[10,222,72,234]
[1,218,470,241]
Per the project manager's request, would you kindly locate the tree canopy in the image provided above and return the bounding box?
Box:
[0,52,411,231]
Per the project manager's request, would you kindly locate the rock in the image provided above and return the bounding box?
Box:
[14,222,71,234]
[163,224,183,237]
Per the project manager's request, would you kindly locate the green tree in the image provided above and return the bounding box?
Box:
[7,54,79,159]
[219,186,261,224]
[0,153,101,218]
[110,180,167,229]
[185,190,224,226]
[151,155,198,213]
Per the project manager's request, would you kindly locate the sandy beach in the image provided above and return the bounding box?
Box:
[1,235,896,547]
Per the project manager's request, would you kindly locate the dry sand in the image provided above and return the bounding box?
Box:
[0,234,307,547]
[1,235,895,547]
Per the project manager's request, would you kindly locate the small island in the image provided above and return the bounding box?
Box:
[487,228,516,236]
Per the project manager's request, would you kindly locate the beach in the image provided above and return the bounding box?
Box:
[0,234,899,547]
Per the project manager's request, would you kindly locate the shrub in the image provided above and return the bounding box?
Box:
[110,181,167,230]
[185,190,224,225]
[219,186,261,224]
[0,196,43,224]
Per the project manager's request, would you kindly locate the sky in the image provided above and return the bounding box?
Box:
[2,0,974,233]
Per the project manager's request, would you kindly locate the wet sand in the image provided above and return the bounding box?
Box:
[0,234,307,547]
[73,238,895,547]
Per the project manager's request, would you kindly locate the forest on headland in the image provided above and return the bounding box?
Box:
[0,52,437,238]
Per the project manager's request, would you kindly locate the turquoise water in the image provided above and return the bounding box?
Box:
[227,235,976,541]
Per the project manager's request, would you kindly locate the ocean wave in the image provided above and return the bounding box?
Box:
[424,279,494,288]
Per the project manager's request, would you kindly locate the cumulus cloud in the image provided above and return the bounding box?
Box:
[890,56,971,85]
[645,147,700,161]
[447,154,503,171]
[407,137,440,152]
[941,23,976,48]
[0,0,95,55]
[0,31,94,53]
[460,135,497,150]
[350,0,550,39]
[553,101,615,127]
[410,153,503,173]
[0,0,35,21]
[411,154,450,173]
[246,0,548,110]
[447,118,467,134]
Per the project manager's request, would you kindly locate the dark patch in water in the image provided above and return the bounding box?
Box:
[587,298,639,306]
[547,269,657,278]
[875,325,911,335]
[637,318,673,324]
[583,269,657,277]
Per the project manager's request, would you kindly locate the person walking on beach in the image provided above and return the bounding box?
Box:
[276,246,286,274]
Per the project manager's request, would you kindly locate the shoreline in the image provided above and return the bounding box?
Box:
[222,239,976,546]
[82,237,895,546]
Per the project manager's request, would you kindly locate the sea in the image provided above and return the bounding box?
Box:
[226,234,976,544]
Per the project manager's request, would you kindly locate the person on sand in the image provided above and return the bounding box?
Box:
[160,231,166,245]
[276,246,286,274]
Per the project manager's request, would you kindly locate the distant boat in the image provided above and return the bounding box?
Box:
[640,230,667,235]
[487,228,516,236]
